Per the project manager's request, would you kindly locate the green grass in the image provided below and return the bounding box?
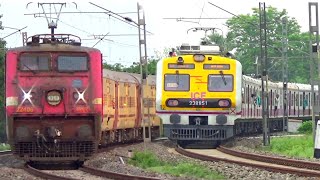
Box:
[0,143,10,151]
[262,134,314,159]
[129,151,225,179]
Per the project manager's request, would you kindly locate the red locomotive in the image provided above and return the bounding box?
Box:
[5,34,103,164]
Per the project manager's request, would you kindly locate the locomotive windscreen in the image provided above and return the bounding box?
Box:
[208,74,233,92]
[164,74,190,91]
[58,55,88,71]
[19,54,50,71]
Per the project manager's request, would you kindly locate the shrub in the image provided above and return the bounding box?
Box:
[297,121,312,134]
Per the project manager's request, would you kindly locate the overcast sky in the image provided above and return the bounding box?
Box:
[0,0,315,66]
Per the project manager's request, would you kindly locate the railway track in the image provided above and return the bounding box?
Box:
[24,163,161,180]
[24,164,76,180]
[175,146,320,177]
[0,150,12,156]
[80,165,161,180]
[218,146,320,171]
[22,142,161,180]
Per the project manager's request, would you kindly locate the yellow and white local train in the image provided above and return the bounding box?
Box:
[156,44,242,146]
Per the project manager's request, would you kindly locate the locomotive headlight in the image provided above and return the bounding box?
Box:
[193,54,205,62]
[47,91,62,106]
[20,88,35,106]
[218,100,230,107]
[167,99,179,107]
[74,88,88,104]
[177,57,184,64]
[23,93,32,100]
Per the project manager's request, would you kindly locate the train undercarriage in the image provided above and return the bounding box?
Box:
[169,117,297,148]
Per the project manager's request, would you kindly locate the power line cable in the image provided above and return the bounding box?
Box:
[24,11,136,16]
[198,1,205,24]
[89,2,153,35]
[1,26,27,39]
[92,33,109,47]
[34,15,137,48]
[207,1,310,56]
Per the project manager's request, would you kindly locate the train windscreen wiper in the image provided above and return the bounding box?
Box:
[23,63,36,75]
[219,70,227,86]
[175,70,180,85]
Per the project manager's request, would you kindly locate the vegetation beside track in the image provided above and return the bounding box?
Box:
[129,151,225,179]
[0,143,10,151]
[262,135,313,159]
[261,121,314,159]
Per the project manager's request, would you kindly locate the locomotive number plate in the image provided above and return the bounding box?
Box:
[189,100,208,106]
[16,107,34,113]
[166,98,231,108]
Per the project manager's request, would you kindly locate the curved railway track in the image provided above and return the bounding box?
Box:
[175,146,320,177]
[0,150,12,156]
[24,163,161,180]
[24,164,76,180]
[21,142,161,180]
[218,146,320,171]
[80,165,161,180]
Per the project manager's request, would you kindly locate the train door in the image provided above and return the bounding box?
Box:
[300,91,307,116]
[307,92,310,115]
[102,78,114,131]
[113,82,119,129]
[299,93,302,117]
[250,86,252,117]
[135,83,141,127]
[288,91,291,116]
[241,86,245,117]
[247,85,251,117]
[253,87,256,117]
[270,90,273,117]
[293,92,296,115]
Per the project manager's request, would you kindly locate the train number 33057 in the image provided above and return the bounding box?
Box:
[189,100,208,106]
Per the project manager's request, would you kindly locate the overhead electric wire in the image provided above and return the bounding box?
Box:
[92,33,109,47]
[58,19,93,35]
[89,2,153,35]
[207,1,310,56]
[33,15,133,48]
[198,1,205,24]
[163,17,230,20]
[2,26,21,30]
[24,11,136,16]
[33,15,94,35]
[2,26,28,39]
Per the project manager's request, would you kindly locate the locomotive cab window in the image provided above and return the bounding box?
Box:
[164,74,189,91]
[208,74,233,92]
[19,54,50,71]
[57,55,88,72]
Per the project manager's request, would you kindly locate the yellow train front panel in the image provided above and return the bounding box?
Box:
[156,53,242,141]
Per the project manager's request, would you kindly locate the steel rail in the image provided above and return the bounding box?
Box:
[218,146,320,170]
[0,150,12,156]
[24,164,77,180]
[175,146,320,177]
[80,165,161,180]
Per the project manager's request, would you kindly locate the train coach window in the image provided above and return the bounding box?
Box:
[58,56,88,71]
[208,74,233,92]
[164,74,189,91]
[19,55,50,71]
